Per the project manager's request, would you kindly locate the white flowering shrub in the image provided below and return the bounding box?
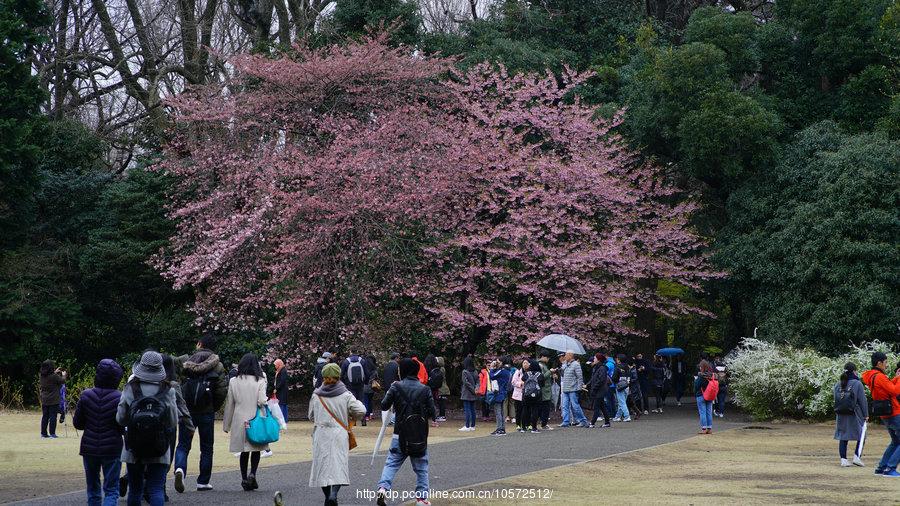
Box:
[726,338,898,420]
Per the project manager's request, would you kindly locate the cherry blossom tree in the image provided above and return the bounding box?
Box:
[158,34,718,371]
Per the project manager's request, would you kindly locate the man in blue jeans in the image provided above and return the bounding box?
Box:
[862,352,900,477]
[558,351,589,427]
[376,358,436,506]
[173,334,228,492]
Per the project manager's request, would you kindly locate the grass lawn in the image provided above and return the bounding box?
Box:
[0,410,480,503]
[438,423,895,505]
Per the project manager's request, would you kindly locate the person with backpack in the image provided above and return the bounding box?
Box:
[862,352,900,477]
[459,356,479,432]
[650,355,668,413]
[537,351,554,430]
[309,362,366,506]
[695,361,716,434]
[558,351,589,427]
[611,355,632,423]
[39,360,67,438]
[588,353,611,428]
[223,353,270,491]
[116,351,178,506]
[342,350,372,426]
[520,359,544,433]
[74,359,125,505]
[488,358,512,435]
[833,362,868,467]
[173,333,228,493]
[376,358,436,506]
[510,363,525,432]
[314,352,333,390]
[423,355,445,422]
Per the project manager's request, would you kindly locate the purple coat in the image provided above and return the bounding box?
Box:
[73,359,124,457]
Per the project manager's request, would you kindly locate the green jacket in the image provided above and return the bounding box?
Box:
[539,362,552,401]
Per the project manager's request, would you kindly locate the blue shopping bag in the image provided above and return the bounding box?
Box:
[246,406,281,445]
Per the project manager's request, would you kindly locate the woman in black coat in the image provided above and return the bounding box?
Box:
[588,353,611,427]
[39,359,67,438]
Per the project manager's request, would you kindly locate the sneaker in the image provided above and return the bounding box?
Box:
[643,410,649,415]
[497,430,507,435]
[273,491,284,506]
[459,426,470,431]
[601,423,611,428]
[40,435,49,439]
[120,475,128,497]
[467,426,476,431]
[377,488,388,506]
[436,416,447,422]
[489,429,499,435]
[875,468,885,475]
[49,434,58,439]
[658,408,663,413]
[578,423,590,428]
[677,401,682,407]
[233,452,241,457]
[261,449,273,458]
[530,429,541,433]
[841,458,851,467]
[853,455,865,467]
[197,484,213,491]
[511,418,516,424]
[623,417,632,422]
[883,470,900,478]
[558,423,571,427]
[416,499,432,506]
[611,417,622,422]
[541,425,553,431]
[174,468,185,493]
[588,424,595,428]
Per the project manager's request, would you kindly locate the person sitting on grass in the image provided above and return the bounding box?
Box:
[74,359,125,506]
[862,352,900,477]
[833,362,867,467]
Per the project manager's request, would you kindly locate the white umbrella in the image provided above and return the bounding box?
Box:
[371,408,392,465]
[856,421,868,458]
[537,334,586,355]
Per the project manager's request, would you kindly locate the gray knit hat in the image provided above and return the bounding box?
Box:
[132,351,166,383]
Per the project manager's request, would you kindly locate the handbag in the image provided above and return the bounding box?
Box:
[870,373,894,417]
[246,406,281,445]
[318,396,357,450]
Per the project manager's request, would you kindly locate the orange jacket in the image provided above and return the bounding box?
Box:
[413,357,429,385]
[861,368,900,418]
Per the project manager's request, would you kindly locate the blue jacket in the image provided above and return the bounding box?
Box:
[489,368,511,403]
[605,358,616,378]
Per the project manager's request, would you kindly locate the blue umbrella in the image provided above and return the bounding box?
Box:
[656,347,685,357]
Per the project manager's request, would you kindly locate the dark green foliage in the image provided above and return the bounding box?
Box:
[330,0,422,46]
[719,122,899,354]
[684,7,759,79]
[0,0,50,247]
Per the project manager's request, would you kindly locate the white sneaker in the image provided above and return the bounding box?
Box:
[459,426,469,431]
[174,468,185,493]
[197,484,213,491]
[623,417,632,422]
[841,458,851,467]
[612,417,622,422]
[468,427,476,431]
[853,455,865,467]
[643,410,649,415]
[261,449,273,458]
[233,452,241,457]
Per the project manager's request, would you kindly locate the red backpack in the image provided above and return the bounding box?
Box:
[703,376,720,401]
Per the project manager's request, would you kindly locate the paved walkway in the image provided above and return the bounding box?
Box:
[16,403,745,505]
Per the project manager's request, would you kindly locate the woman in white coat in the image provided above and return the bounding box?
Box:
[223,353,268,491]
[309,362,366,506]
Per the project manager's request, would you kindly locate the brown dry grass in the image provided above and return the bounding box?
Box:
[437,424,896,505]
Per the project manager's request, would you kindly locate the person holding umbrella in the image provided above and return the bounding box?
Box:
[558,351,589,428]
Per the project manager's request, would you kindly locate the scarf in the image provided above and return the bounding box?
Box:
[314,381,348,398]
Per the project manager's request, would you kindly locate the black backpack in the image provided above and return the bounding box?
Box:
[183,371,217,412]
[523,371,541,399]
[397,387,428,457]
[125,382,173,459]
[834,385,856,415]
[427,367,444,390]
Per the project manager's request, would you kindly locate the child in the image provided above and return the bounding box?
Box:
[73,359,125,505]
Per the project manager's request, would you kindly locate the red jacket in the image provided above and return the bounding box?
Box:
[862,368,900,418]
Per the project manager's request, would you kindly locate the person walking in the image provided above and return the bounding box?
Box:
[117,351,178,506]
[650,355,668,413]
[223,353,269,491]
[588,354,611,428]
[671,356,685,406]
[459,356,479,431]
[39,360,67,438]
[634,353,651,415]
[537,351,554,430]
[376,359,436,506]
[383,353,401,386]
[558,351,589,427]
[695,361,714,434]
[309,363,366,506]
[173,333,228,492]
[611,355,631,422]
[362,355,379,422]
[510,364,525,432]
[341,350,372,426]
[520,359,544,433]
[73,359,125,505]
[273,359,290,423]
[314,352,333,390]
[488,358,511,435]
[834,362,868,467]
[160,354,194,499]
[603,353,617,417]
[862,352,900,477]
